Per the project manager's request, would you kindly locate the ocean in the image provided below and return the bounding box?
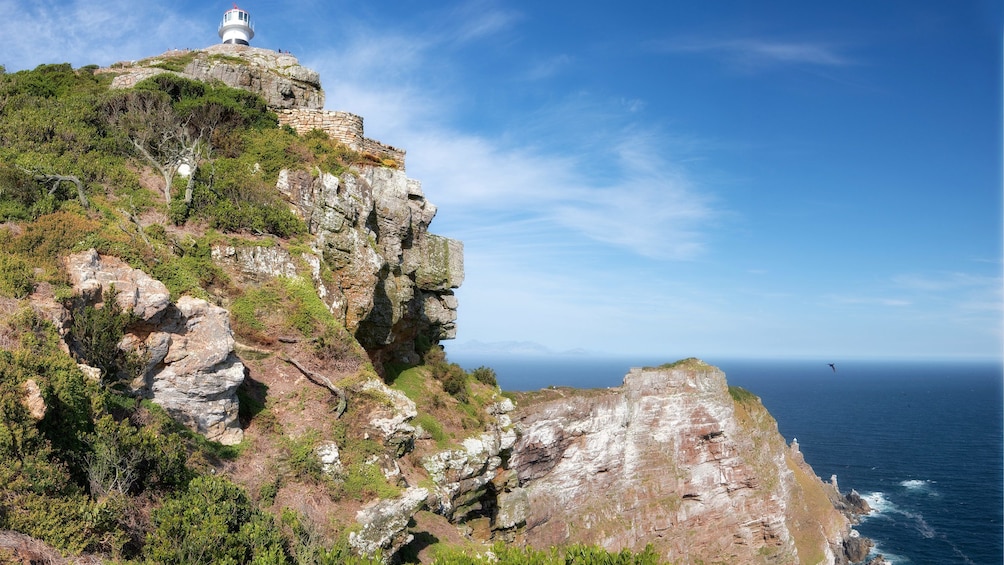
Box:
[450,355,1004,565]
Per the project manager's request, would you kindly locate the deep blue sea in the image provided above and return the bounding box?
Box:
[451,355,1004,565]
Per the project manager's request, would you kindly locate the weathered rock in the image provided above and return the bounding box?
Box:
[280,166,463,366]
[21,379,45,421]
[357,378,418,457]
[844,489,871,515]
[210,245,299,281]
[77,364,101,382]
[136,296,245,445]
[62,250,245,445]
[843,529,873,563]
[422,397,517,522]
[495,488,529,529]
[316,442,342,475]
[107,45,323,109]
[63,248,170,322]
[509,359,858,564]
[349,487,428,562]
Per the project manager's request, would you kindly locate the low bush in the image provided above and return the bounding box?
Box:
[0,253,34,298]
[145,475,287,564]
[469,366,498,388]
[64,286,140,382]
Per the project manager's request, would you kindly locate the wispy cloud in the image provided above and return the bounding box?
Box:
[0,0,208,71]
[657,36,853,72]
[306,13,717,262]
[522,54,574,81]
[448,1,521,44]
[827,270,1002,315]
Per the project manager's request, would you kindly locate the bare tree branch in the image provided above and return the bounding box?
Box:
[16,167,89,209]
[281,355,347,418]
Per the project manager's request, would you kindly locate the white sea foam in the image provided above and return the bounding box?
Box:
[861,491,935,538]
[868,542,908,565]
[861,491,894,515]
[899,478,940,496]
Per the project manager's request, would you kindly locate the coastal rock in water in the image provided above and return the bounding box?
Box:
[509,359,859,564]
[842,529,874,563]
[63,250,245,445]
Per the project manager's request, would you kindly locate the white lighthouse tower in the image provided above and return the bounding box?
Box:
[219,4,254,46]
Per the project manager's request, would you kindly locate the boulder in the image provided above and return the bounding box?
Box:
[62,250,245,445]
[349,487,428,562]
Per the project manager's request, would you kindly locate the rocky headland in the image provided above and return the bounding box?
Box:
[0,45,876,564]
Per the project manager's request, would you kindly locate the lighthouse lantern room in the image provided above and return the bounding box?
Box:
[219,4,254,46]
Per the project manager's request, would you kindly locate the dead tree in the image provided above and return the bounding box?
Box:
[16,167,89,209]
[103,90,209,205]
[281,355,348,418]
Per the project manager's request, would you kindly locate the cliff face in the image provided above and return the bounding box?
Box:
[11,50,870,564]
[107,44,324,109]
[507,360,859,564]
[209,165,462,369]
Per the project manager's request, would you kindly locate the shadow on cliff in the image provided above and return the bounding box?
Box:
[236,367,268,428]
[396,530,439,564]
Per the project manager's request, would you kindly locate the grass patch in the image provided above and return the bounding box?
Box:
[646,357,709,371]
[728,385,759,404]
[413,413,449,448]
[388,365,427,402]
[142,52,198,72]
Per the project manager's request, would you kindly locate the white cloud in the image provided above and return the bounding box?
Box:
[304,14,717,262]
[0,1,208,71]
[447,1,521,44]
[658,36,852,72]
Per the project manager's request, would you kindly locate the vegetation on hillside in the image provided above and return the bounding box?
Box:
[0,61,672,564]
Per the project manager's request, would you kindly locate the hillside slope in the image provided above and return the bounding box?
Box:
[0,48,872,564]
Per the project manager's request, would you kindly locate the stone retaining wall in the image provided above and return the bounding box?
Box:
[277,108,406,169]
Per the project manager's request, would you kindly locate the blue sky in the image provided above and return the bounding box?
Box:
[1,1,1001,361]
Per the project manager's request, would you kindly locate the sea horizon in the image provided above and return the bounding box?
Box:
[449,353,1004,565]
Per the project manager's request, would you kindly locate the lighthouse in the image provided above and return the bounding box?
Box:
[219,4,254,46]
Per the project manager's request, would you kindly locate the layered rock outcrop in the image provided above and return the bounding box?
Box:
[61,249,244,445]
[508,359,862,564]
[107,45,323,109]
[275,166,463,366]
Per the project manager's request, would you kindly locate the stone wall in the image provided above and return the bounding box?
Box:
[277,108,406,169]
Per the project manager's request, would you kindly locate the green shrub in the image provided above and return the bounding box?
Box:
[469,366,498,388]
[429,543,664,565]
[145,475,288,564]
[65,286,140,382]
[0,253,35,298]
[9,211,99,264]
[282,432,323,481]
[419,346,471,402]
[83,412,189,498]
[728,385,759,404]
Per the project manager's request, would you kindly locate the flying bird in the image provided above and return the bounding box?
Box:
[827,363,836,372]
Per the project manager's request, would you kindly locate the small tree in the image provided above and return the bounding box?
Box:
[102,89,205,204]
[65,286,139,382]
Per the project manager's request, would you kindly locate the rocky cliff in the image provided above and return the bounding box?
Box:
[0,50,874,565]
[506,359,869,564]
[106,45,324,109]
